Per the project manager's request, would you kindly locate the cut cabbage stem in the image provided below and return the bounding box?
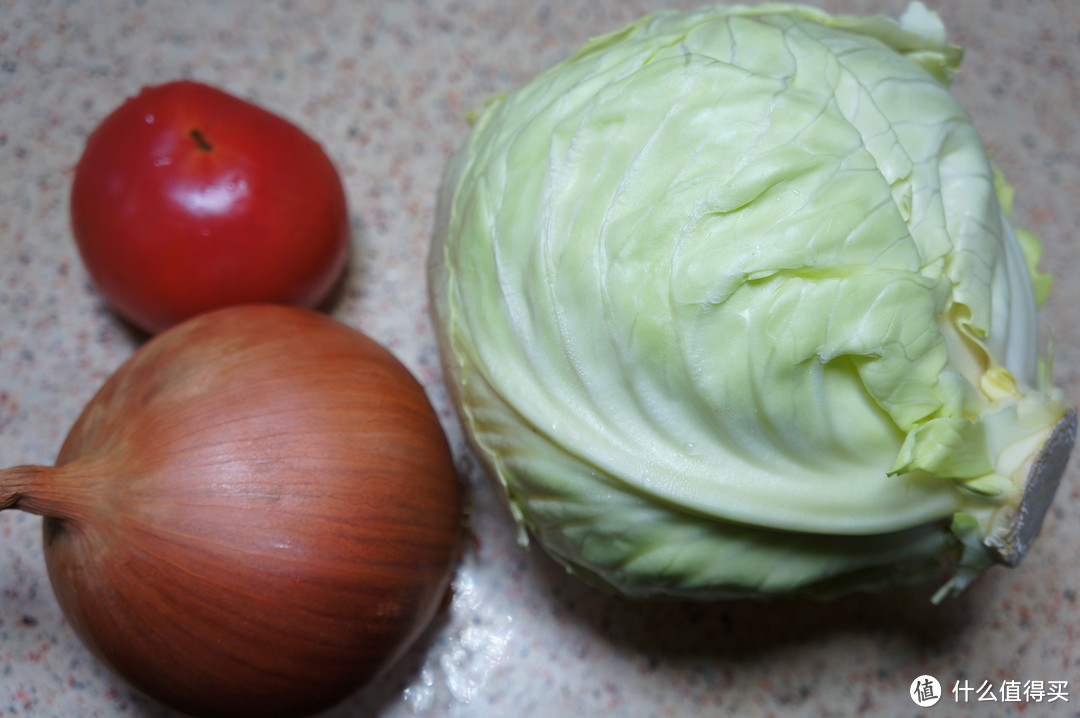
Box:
[987,409,1077,566]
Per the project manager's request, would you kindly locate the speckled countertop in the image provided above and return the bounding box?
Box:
[1,1,1079,717]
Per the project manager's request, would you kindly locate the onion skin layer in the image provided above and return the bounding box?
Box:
[19,305,462,718]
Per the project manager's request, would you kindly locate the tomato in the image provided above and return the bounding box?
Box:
[70,80,350,334]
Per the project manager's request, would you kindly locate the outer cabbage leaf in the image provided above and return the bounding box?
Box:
[429,2,1073,599]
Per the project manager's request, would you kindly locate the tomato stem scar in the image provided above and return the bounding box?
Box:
[189,129,213,152]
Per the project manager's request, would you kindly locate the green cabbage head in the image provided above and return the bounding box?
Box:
[428,2,1075,601]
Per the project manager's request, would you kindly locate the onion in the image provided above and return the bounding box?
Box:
[0,305,463,718]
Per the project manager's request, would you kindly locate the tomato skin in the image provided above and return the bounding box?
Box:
[71,80,350,334]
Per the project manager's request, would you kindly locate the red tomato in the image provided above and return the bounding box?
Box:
[70,80,350,334]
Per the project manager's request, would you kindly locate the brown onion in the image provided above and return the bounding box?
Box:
[0,304,462,718]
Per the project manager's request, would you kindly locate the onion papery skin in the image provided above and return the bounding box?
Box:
[32,305,462,718]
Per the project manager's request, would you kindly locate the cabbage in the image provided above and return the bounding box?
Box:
[428,2,1075,601]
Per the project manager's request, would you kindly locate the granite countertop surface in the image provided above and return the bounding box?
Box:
[2,1,1079,716]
